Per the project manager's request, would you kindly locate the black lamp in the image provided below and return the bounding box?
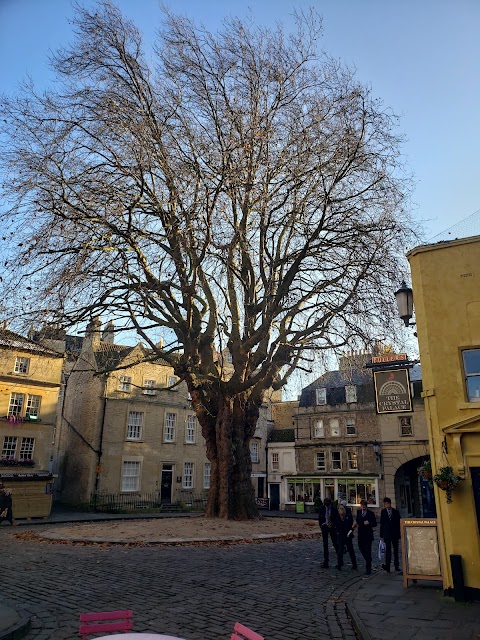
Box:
[373,442,382,464]
[394,281,414,327]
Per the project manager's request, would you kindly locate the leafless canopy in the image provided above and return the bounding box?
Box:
[0,2,413,516]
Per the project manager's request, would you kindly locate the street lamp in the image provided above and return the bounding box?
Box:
[394,281,414,327]
[373,442,382,464]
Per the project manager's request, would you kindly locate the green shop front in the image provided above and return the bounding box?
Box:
[284,476,380,513]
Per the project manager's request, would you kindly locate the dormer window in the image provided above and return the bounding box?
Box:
[315,388,327,405]
[345,385,357,403]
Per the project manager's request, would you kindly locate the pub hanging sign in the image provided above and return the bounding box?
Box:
[373,367,413,413]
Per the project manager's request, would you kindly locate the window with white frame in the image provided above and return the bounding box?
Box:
[203,463,211,489]
[127,411,144,440]
[8,393,24,416]
[121,460,141,492]
[315,388,327,405]
[272,452,279,470]
[186,415,196,443]
[314,419,325,438]
[316,452,326,471]
[19,437,35,460]
[2,436,17,459]
[143,379,156,395]
[118,375,132,392]
[331,450,342,470]
[250,441,259,463]
[345,417,356,436]
[462,349,480,401]
[347,450,358,470]
[399,416,414,436]
[330,418,340,437]
[345,385,357,403]
[168,376,177,389]
[26,394,41,418]
[14,356,30,374]
[164,412,176,442]
[183,462,194,489]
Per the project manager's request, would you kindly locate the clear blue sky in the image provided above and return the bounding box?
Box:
[1,0,479,239]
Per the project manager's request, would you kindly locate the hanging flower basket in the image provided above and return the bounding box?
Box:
[433,466,462,503]
[418,458,433,483]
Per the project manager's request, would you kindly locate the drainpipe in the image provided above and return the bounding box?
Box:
[93,376,108,508]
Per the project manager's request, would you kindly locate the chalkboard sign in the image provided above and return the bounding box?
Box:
[255,497,269,510]
[400,518,443,588]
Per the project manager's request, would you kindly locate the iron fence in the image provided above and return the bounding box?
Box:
[89,490,208,512]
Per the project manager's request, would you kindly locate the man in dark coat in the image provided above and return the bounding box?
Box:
[380,497,401,572]
[335,504,357,570]
[0,484,14,525]
[318,498,340,568]
[355,498,377,574]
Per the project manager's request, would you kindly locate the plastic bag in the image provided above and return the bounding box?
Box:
[378,540,386,562]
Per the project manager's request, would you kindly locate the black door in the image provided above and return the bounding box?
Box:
[270,484,280,510]
[161,470,173,503]
[471,467,480,534]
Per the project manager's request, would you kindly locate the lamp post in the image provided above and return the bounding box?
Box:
[394,281,415,327]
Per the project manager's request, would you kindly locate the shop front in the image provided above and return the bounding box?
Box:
[284,476,380,513]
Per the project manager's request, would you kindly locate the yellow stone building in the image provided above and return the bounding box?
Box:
[408,235,480,597]
[0,328,64,516]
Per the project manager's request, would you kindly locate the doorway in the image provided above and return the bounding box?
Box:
[471,467,480,534]
[161,465,173,504]
[269,483,280,510]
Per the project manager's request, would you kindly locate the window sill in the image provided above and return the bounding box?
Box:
[163,440,176,444]
[458,401,480,410]
[126,439,144,443]
[185,441,196,445]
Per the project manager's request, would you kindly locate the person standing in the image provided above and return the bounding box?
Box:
[0,484,15,526]
[335,504,357,570]
[380,497,401,572]
[318,497,339,568]
[356,498,377,574]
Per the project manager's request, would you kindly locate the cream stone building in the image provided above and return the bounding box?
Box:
[56,318,210,506]
[56,321,278,507]
[0,328,63,516]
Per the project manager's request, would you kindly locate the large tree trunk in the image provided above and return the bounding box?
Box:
[204,394,259,519]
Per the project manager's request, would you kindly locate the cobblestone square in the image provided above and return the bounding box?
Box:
[0,527,361,640]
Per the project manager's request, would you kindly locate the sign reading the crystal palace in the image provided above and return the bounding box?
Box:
[373,367,413,414]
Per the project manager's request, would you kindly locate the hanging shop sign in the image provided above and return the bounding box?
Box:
[373,367,413,413]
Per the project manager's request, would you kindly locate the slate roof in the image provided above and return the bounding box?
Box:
[299,362,423,407]
[0,329,63,358]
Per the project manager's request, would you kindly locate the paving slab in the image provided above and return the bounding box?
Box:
[347,570,480,640]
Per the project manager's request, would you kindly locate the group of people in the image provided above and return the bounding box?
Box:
[318,496,401,575]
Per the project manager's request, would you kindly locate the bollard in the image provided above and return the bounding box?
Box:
[450,554,465,602]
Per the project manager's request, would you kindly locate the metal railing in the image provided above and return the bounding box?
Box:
[89,490,208,512]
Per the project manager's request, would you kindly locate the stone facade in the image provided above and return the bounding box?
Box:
[56,321,276,506]
[55,319,210,505]
[0,329,63,474]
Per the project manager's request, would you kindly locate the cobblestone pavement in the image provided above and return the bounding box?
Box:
[0,526,364,640]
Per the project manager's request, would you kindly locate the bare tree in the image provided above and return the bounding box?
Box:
[0,1,413,518]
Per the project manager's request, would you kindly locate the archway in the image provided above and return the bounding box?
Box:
[394,456,436,518]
